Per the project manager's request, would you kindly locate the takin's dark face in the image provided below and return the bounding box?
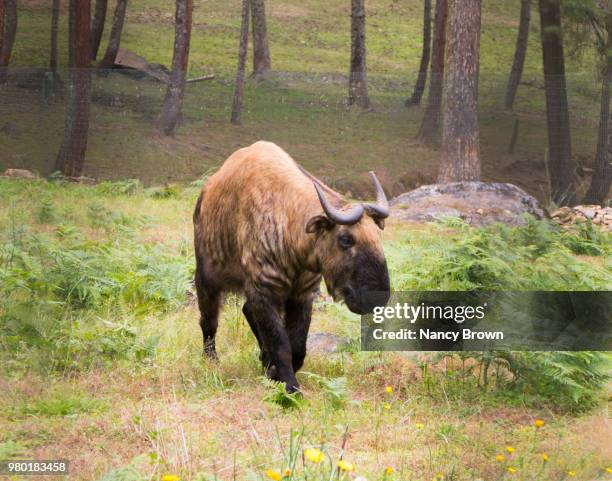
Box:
[306,214,390,314]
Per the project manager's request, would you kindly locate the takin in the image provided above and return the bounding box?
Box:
[193,141,391,392]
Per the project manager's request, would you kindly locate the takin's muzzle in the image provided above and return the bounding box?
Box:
[341,252,391,315]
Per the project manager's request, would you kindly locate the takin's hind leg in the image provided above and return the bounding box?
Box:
[195,263,222,360]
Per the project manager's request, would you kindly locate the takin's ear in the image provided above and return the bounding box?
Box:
[373,218,385,230]
[306,215,334,235]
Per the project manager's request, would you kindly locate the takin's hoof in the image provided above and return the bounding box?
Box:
[284,382,301,395]
[266,364,277,378]
[203,347,219,361]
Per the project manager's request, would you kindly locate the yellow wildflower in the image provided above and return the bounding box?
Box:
[542,453,549,462]
[506,446,515,454]
[415,422,424,429]
[385,466,394,475]
[338,460,355,471]
[567,470,576,477]
[384,402,391,410]
[386,386,393,394]
[507,467,517,473]
[304,448,325,464]
[496,454,505,463]
[283,467,292,477]
[606,467,612,473]
[534,419,545,428]
[162,476,180,481]
[266,470,281,481]
[435,473,444,480]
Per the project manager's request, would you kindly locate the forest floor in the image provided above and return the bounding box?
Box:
[0,0,605,203]
[1,179,611,481]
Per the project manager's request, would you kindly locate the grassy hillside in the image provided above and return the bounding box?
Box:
[1,178,610,480]
[0,0,604,201]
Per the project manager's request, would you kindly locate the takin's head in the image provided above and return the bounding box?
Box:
[306,172,391,315]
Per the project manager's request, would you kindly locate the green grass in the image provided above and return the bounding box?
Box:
[0,178,610,480]
[14,395,107,418]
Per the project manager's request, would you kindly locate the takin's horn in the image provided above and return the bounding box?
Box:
[363,171,389,219]
[313,182,365,225]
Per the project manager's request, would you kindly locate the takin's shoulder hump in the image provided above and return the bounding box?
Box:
[224,141,302,179]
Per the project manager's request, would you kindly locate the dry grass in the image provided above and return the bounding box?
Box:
[1,301,611,480]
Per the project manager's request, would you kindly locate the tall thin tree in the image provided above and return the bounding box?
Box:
[55,0,92,177]
[159,0,193,136]
[50,0,60,72]
[0,1,5,63]
[505,0,531,110]
[90,0,108,60]
[438,0,482,182]
[0,0,17,84]
[416,0,447,144]
[98,0,128,68]
[539,0,575,205]
[250,0,271,77]
[348,0,370,108]
[406,0,432,106]
[231,0,250,125]
[583,9,611,204]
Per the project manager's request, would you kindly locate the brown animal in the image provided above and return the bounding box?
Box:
[193,141,390,392]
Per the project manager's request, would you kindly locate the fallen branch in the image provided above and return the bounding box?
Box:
[186,74,215,83]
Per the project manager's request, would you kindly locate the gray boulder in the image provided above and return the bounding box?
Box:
[390,182,546,226]
[307,332,350,355]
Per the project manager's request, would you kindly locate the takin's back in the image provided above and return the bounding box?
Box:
[195,141,325,279]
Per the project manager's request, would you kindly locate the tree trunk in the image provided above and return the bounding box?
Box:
[0,1,5,62]
[538,0,575,205]
[98,0,128,68]
[90,0,108,60]
[505,0,530,110]
[583,17,611,205]
[0,0,17,84]
[50,0,60,71]
[231,0,250,125]
[437,0,481,182]
[55,0,92,177]
[348,0,370,108]
[159,0,193,136]
[406,0,432,106]
[416,0,447,144]
[250,0,270,77]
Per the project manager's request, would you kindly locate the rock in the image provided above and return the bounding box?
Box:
[574,205,598,219]
[114,48,171,83]
[551,205,612,231]
[307,332,350,355]
[390,182,546,226]
[1,168,37,179]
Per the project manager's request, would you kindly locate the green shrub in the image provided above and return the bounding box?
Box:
[431,351,610,413]
[389,218,611,291]
[508,351,610,412]
[95,179,143,196]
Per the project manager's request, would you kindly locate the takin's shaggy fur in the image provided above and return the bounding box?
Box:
[193,141,390,392]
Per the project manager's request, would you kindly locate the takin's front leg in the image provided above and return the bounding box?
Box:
[285,294,314,373]
[245,291,299,393]
[242,301,271,368]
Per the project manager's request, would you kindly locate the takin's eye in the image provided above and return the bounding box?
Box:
[337,233,356,250]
